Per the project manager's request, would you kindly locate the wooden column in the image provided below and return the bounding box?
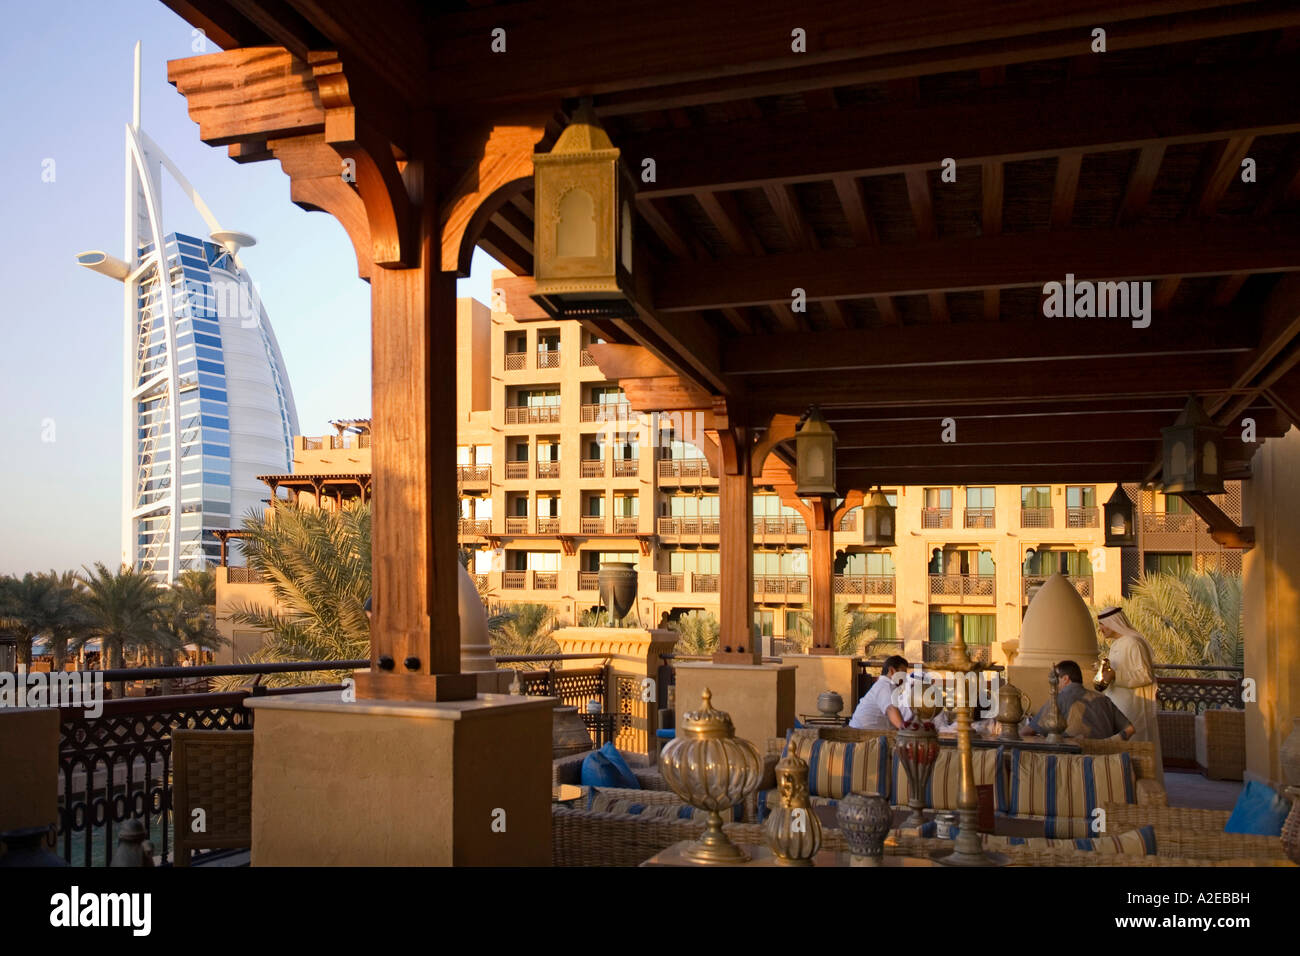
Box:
[809,497,835,655]
[715,418,758,664]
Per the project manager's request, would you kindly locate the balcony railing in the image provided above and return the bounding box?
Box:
[578,571,600,591]
[457,519,491,536]
[505,461,529,479]
[612,516,640,534]
[505,405,561,425]
[535,517,560,534]
[502,570,527,589]
[505,516,530,534]
[928,574,995,598]
[964,507,995,529]
[833,574,895,597]
[923,642,992,666]
[755,516,807,537]
[457,464,491,484]
[1142,512,1197,533]
[327,433,371,449]
[581,458,607,477]
[613,458,639,477]
[1066,506,1099,528]
[224,566,264,584]
[657,458,711,479]
[754,574,809,596]
[839,512,857,531]
[657,517,721,537]
[580,402,629,423]
[1153,667,1245,712]
[922,508,952,529]
[534,571,558,590]
[580,349,596,367]
[536,349,561,369]
[504,352,527,371]
[657,572,684,592]
[581,516,607,534]
[536,460,560,479]
[1021,507,1054,528]
[691,572,720,593]
[1024,574,1093,602]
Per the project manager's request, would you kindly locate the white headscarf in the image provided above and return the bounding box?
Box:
[1097,606,1141,640]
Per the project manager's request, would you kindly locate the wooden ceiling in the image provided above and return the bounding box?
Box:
[161,0,1300,486]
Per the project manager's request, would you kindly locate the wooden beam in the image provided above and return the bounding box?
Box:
[629,58,1300,198]
[982,161,1004,320]
[654,217,1300,310]
[1175,492,1254,548]
[1050,151,1083,230]
[903,168,949,322]
[838,439,1259,470]
[831,173,898,324]
[837,463,1239,485]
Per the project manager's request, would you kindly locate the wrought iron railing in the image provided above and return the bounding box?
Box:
[1153,666,1245,712]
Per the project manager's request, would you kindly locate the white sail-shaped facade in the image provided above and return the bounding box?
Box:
[81,44,297,582]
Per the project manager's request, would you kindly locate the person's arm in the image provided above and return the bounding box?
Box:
[886,704,906,730]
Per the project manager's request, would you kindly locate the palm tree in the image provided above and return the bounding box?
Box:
[490,603,559,658]
[76,563,171,696]
[1095,570,1243,673]
[669,610,719,656]
[793,603,875,655]
[0,572,89,668]
[220,501,371,687]
[158,569,224,664]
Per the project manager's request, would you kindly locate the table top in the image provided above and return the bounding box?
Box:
[641,840,941,867]
[938,734,1082,753]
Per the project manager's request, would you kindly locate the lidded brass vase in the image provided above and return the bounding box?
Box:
[1039,663,1068,743]
[995,680,1032,740]
[658,688,764,864]
[763,748,822,866]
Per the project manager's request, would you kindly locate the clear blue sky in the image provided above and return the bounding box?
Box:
[0,0,499,576]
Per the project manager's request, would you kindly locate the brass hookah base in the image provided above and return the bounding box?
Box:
[679,810,752,865]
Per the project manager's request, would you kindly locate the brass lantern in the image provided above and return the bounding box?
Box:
[1102,484,1136,547]
[795,406,837,498]
[1161,396,1224,495]
[861,488,896,547]
[530,100,636,320]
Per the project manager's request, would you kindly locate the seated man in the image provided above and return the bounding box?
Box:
[848,655,909,730]
[1022,660,1135,740]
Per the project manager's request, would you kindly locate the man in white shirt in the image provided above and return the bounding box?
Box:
[849,655,910,730]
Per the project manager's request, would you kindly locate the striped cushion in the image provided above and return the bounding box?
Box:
[784,733,891,800]
[891,747,1001,811]
[588,792,741,822]
[998,751,1137,831]
[992,824,1156,856]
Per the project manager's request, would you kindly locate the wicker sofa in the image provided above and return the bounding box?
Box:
[1099,805,1290,862]
[1195,708,1246,780]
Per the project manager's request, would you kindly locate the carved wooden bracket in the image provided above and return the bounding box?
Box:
[1174,492,1255,549]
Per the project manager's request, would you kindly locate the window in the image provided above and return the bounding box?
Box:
[538,331,560,352]
[925,488,952,510]
[1021,486,1052,509]
[929,612,996,645]
[536,494,560,518]
[866,612,898,643]
[586,495,605,517]
[474,444,492,465]
[670,494,718,517]
[1154,492,1192,515]
[1025,549,1091,576]
[1066,486,1096,508]
[537,440,559,462]
[584,550,636,571]
[669,551,719,574]
[966,487,995,509]
[518,389,560,407]
[512,496,529,517]
[457,446,471,465]
[754,610,774,638]
[839,552,896,576]
[613,494,638,517]
[591,385,624,405]
[1144,552,1194,575]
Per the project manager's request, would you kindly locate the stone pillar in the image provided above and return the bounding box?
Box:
[246,692,553,865]
[674,661,796,751]
[784,653,861,717]
[0,708,59,833]
[553,627,677,759]
[1242,426,1300,785]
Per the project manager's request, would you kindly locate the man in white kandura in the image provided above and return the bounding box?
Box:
[1096,606,1164,787]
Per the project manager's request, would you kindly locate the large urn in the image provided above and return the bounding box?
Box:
[597,561,638,627]
[836,792,892,866]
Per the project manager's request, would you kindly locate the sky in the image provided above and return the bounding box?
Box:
[0,0,499,576]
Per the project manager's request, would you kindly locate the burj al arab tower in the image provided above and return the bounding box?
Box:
[77,44,298,583]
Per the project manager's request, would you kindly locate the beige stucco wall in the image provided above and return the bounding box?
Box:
[247,691,552,866]
[1243,425,1300,785]
[783,654,860,719]
[674,661,796,748]
[0,708,59,832]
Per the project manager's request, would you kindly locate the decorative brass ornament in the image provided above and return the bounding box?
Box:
[658,688,764,864]
[795,405,837,498]
[531,100,637,320]
[995,680,1032,740]
[763,748,822,866]
[1160,395,1224,495]
[896,718,940,827]
[1093,657,1115,692]
[1039,663,1068,743]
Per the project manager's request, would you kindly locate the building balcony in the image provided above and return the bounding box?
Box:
[1066,506,1099,528]
[1024,574,1093,603]
[505,517,530,534]
[536,460,561,479]
[505,405,561,425]
[224,566,265,584]
[457,519,491,536]
[577,571,599,590]
[1021,507,1054,528]
[833,574,895,601]
[580,349,597,367]
[1142,512,1198,534]
[457,464,491,485]
[499,570,558,590]
[657,571,684,592]
[656,516,721,542]
[753,515,808,543]
[928,573,996,604]
[691,572,720,593]
[535,517,560,534]
[754,574,809,600]
[963,507,995,529]
[501,570,527,589]
[504,351,527,371]
[505,461,529,479]
[580,516,607,534]
[580,402,629,423]
[581,458,607,478]
[536,349,561,369]
[656,458,713,483]
[839,512,857,531]
[612,458,640,477]
[534,571,558,590]
[922,508,952,529]
[612,516,640,534]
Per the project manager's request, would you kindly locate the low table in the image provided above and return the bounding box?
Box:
[641,841,941,867]
[939,735,1082,754]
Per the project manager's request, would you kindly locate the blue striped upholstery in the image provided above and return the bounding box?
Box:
[999,750,1137,838]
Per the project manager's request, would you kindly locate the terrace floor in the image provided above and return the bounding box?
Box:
[1165,770,1242,811]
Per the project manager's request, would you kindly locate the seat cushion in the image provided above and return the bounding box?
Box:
[998,750,1136,834]
[891,746,1001,812]
[589,792,741,822]
[1224,780,1290,836]
[992,824,1157,856]
[783,732,891,800]
[580,744,641,790]
[598,741,641,789]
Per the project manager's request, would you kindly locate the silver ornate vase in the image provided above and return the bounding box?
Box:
[836,792,891,866]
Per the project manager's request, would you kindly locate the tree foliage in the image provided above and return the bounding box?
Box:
[1095,570,1243,672]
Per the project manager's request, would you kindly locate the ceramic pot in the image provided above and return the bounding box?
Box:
[1280,717,1300,787]
[817,690,844,717]
[553,705,594,759]
[597,562,638,625]
[836,792,891,866]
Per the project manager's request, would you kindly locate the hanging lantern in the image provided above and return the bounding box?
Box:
[795,406,837,498]
[530,100,636,320]
[1161,396,1224,495]
[1102,484,1136,547]
[861,488,896,548]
